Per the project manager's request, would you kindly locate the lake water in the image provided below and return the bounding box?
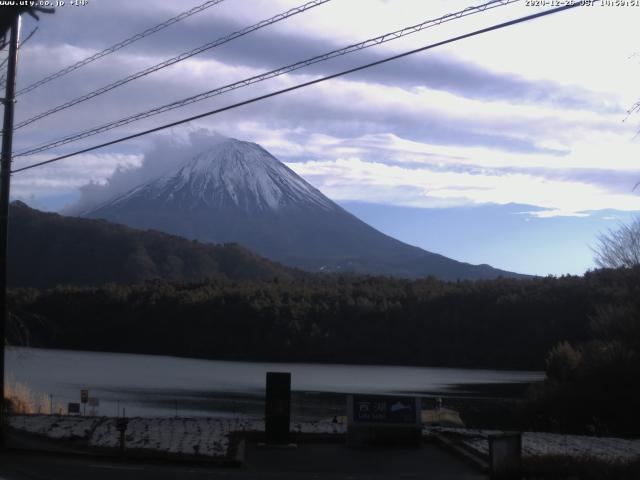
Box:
[6,347,544,419]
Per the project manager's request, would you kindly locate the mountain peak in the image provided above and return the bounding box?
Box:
[104,138,335,213]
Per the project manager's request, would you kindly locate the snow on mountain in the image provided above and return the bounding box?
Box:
[94,139,334,214]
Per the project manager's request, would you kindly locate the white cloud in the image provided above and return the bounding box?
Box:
[287,155,640,215]
[11,152,141,200]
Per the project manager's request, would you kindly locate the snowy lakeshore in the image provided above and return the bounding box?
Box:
[8,414,640,464]
[8,415,346,460]
[430,427,640,463]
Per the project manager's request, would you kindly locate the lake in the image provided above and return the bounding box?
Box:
[6,347,543,419]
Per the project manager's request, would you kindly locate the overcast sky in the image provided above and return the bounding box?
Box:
[6,0,640,275]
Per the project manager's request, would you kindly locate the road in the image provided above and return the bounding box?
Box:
[0,444,487,480]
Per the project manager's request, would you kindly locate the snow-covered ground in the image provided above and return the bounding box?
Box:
[10,415,103,440]
[9,415,346,459]
[10,415,639,463]
[88,417,237,457]
[431,427,640,462]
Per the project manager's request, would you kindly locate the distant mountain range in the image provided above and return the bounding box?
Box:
[80,137,526,280]
[8,201,297,288]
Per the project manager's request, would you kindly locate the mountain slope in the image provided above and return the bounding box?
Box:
[82,138,526,280]
[8,201,297,288]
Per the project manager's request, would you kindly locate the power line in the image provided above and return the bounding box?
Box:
[12,3,580,174]
[0,26,37,86]
[15,0,228,96]
[0,26,35,92]
[14,0,520,158]
[13,0,331,130]
[18,26,38,48]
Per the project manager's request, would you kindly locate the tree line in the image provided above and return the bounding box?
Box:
[8,266,639,371]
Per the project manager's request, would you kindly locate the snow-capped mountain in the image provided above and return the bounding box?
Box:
[82,138,524,280]
[95,139,335,214]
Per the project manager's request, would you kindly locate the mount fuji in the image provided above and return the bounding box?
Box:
[81,137,524,280]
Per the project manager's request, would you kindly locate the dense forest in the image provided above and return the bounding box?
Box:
[8,266,640,371]
[527,283,640,436]
[8,201,298,288]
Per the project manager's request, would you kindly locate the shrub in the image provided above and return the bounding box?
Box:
[545,341,582,382]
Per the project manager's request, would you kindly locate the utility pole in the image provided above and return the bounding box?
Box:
[0,14,21,447]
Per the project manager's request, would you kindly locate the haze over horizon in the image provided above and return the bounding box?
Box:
[7,0,640,276]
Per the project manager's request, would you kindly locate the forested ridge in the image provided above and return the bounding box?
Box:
[8,266,639,370]
[8,201,298,287]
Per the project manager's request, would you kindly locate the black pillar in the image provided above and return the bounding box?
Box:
[265,371,290,444]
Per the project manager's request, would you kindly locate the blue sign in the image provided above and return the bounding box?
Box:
[351,395,419,424]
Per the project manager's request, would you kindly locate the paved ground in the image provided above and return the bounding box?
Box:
[245,442,487,479]
[0,443,487,480]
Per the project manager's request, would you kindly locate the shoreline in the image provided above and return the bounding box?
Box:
[7,345,546,374]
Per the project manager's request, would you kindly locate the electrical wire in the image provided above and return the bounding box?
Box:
[15,0,228,96]
[14,0,520,158]
[13,0,331,130]
[11,3,581,174]
[18,26,38,48]
[0,26,37,79]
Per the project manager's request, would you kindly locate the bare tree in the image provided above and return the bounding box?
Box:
[593,217,640,268]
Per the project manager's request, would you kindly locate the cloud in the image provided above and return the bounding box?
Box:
[287,155,640,216]
[16,58,602,164]
[62,129,227,214]
[11,151,141,202]
[18,0,618,120]
[523,210,591,219]
[12,0,640,222]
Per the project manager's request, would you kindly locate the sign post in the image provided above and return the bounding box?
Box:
[80,389,88,416]
[88,397,99,416]
[116,417,129,455]
[347,394,421,447]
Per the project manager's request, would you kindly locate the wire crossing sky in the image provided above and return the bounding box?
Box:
[15,0,228,96]
[13,0,520,158]
[13,0,331,130]
[11,4,579,174]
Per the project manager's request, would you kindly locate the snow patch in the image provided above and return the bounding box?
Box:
[9,415,345,459]
[10,415,102,440]
[430,427,640,462]
[12,415,640,463]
